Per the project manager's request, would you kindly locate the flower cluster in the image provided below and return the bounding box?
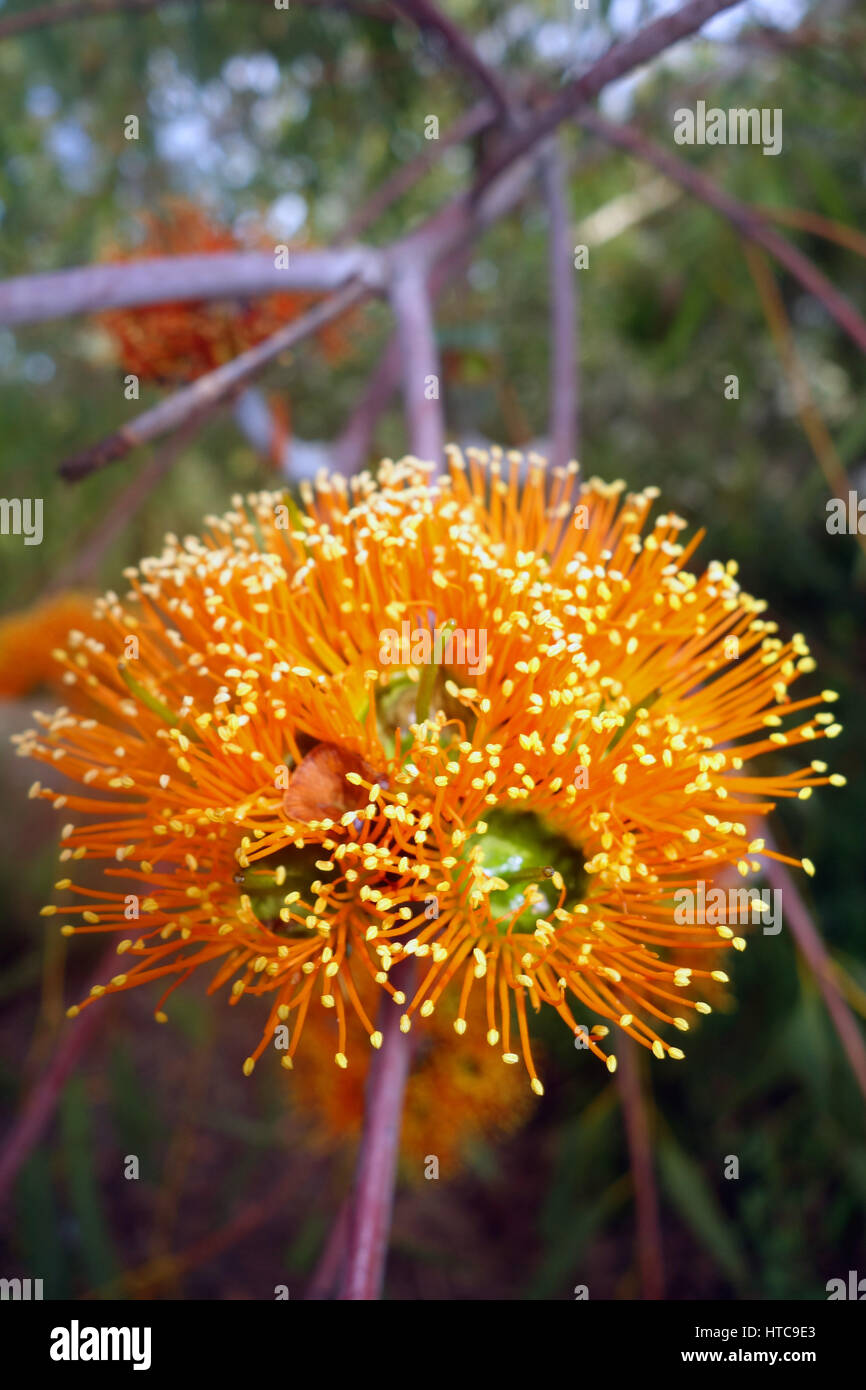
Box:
[16,448,842,1092]
[0,592,100,699]
[98,202,355,383]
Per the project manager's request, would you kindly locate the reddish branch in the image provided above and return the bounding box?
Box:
[0,0,392,43]
[337,958,416,1300]
[0,950,117,1209]
[540,137,579,470]
[0,0,178,40]
[616,1037,665,1300]
[0,1,741,328]
[59,279,369,480]
[339,101,496,243]
[475,0,743,193]
[390,0,515,121]
[332,335,404,474]
[762,833,866,1106]
[578,110,866,357]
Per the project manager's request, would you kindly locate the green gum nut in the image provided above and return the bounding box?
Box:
[468,809,586,933]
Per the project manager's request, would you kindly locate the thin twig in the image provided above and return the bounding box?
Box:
[578,110,866,357]
[89,1170,299,1298]
[759,205,866,260]
[306,1197,350,1299]
[616,1037,665,1300]
[336,952,416,1299]
[332,335,404,475]
[0,949,117,1210]
[0,1,740,327]
[390,0,514,121]
[339,101,496,243]
[331,231,493,475]
[49,424,197,588]
[742,241,862,558]
[539,137,578,470]
[761,830,866,1107]
[59,279,370,481]
[0,0,392,43]
[475,0,743,194]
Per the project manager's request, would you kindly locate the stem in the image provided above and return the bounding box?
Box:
[616,1036,664,1300]
[60,280,370,481]
[337,957,416,1300]
[540,136,578,471]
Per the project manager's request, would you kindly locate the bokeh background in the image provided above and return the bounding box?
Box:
[0,0,864,1300]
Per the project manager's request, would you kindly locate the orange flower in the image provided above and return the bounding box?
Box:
[98,202,354,383]
[16,449,843,1093]
[294,980,532,1176]
[0,593,100,698]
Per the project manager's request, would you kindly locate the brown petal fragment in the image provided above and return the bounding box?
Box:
[282,743,379,823]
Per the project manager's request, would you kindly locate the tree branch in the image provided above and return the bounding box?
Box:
[59,278,369,481]
[50,428,194,586]
[59,121,537,482]
[0,1,742,327]
[577,110,866,357]
[539,137,579,470]
[616,1036,665,1300]
[337,958,416,1300]
[338,101,496,244]
[0,0,392,43]
[389,0,515,122]
[331,335,404,474]
[761,831,866,1107]
[0,247,384,326]
[475,0,743,194]
[387,251,444,466]
[331,225,499,475]
[0,949,117,1209]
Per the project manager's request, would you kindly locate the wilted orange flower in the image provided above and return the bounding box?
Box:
[16,448,843,1094]
[295,982,532,1176]
[98,203,355,383]
[0,593,99,698]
